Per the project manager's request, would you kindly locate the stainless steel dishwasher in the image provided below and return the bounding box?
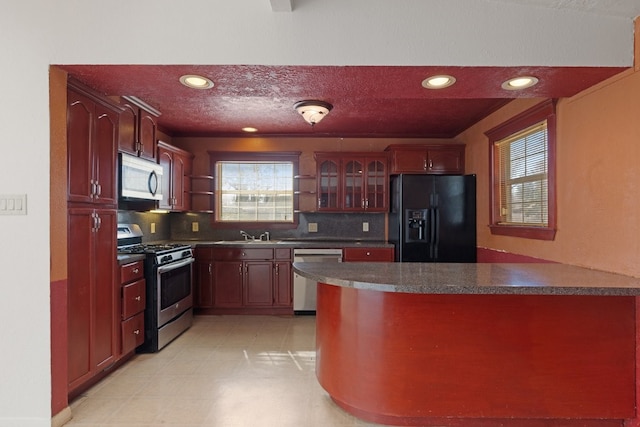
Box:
[293,248,343,314]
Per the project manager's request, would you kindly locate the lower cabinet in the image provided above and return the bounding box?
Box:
[343,247,394,262]
[194,246,293,314]
[67,207,118,395]
[119,260,146,355]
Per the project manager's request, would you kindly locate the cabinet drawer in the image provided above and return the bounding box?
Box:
[212,247,273,260]
[343,247,394,262]
[120,260,144,283]
[121,312,144,355]
[275,248,292,260]
[122,278,146,319]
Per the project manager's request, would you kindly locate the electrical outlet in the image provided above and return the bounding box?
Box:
[308,222,318,233]
[150,223,156,233]
[192,222,199,232]
[363,222,369,232]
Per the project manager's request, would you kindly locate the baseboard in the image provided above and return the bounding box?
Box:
[51,407,71,427]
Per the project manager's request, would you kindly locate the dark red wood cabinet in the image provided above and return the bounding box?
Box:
[385,144,465,175]
[67,207,118,393]
[119,260,145,355]
[67,79,122,397]
[315,152,389,212]
[117,96,160,161]
[157,141,193,211]
[67,83,119,205]
[194,246,293,314]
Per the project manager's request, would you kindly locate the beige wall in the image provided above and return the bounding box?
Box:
[459,68,640,277]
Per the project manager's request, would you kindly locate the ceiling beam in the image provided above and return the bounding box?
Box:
[270,0,293,12]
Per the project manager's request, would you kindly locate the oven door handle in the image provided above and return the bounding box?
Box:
[156,257,194,274]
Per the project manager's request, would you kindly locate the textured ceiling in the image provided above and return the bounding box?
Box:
[60,64,627,138]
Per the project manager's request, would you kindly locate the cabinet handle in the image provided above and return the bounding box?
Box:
[133,329,140,335]
[239,265,243,275]
[208,263,212,275]
[428,159,433,169]
[135,296,141,301]
[366,252,371,256]
[96,183,102,197]
[423,159,427,170]
[132,268,139,274]
[274,264,279,275]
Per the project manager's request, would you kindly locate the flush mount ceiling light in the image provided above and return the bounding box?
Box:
[294,100,333,126]
[242,127,258,133]
[502,76,539,90]
[179,74,214,89]
[422,75,456,89]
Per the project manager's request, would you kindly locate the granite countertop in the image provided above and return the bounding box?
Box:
[292,262,640,296]
[117,253,146,265]
[190,239,393,249]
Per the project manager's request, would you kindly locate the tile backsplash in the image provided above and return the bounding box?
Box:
[117,211,386,243]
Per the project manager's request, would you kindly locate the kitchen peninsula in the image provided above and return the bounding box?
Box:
[293,262,640,427]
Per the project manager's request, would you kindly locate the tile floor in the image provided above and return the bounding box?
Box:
[65,315,386,427]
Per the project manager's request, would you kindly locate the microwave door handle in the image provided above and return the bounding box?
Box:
[148,170,159,196]
[156,257,194,274]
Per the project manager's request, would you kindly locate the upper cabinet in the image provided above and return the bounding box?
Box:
[157,141,193,211]
[117,96,161,161]
[315,152,389,212]
[67,79,121,206]
[385,144,465,175]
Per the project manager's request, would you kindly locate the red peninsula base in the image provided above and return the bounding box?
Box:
[315,283,636,427]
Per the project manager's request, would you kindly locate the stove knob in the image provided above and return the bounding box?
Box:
[182,250,191,258]
[161,255,172,263]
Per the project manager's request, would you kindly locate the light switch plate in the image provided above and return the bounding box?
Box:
[308,222,318,232]
[363,222,369,232]
[0,194,27,215]
[192,222,199,232]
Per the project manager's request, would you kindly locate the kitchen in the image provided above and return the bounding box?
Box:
[2,1,640,427]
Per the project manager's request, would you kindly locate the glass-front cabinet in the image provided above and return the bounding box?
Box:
[315,152,388,212]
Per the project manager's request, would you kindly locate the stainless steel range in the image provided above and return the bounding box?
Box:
[117,224,194,352]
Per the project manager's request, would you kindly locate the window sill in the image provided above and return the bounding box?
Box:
[489,224,556,241]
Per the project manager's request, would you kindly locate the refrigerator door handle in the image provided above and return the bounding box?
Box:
[429,208,436,259]
[433,207,440,259]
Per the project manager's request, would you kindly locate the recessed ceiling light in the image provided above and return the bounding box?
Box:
[422,75,456,89]
[502,76,539,90]
[179,74,214,89]
[242,127,258,133]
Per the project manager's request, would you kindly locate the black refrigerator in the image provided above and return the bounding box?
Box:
[388,174,476,262]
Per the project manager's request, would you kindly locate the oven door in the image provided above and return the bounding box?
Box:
[156,257,194,327]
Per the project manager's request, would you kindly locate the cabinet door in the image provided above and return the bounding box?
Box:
[118,104,138,156]
[317,157,340,210]
[67,90,94,204]
[273,261,292,306]
[67,208,117,389]
[213,261,243,307]
[93,104,118,205]
[243,261,273,306]
[195,259,214,308]
[172,151,190,211]
[138,110,157,160]
[92,209,117,371]
[365,158,388,211]
[391,149,428,173]
[427,148,464,174]
[157,147,173,210]
[67,208,93,387]
[343,159,364,211]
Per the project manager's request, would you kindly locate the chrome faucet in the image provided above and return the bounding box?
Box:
[240,230,253,241]
[259,231,270,241]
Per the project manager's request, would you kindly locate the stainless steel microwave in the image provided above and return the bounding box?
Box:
[119,152,163,201]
